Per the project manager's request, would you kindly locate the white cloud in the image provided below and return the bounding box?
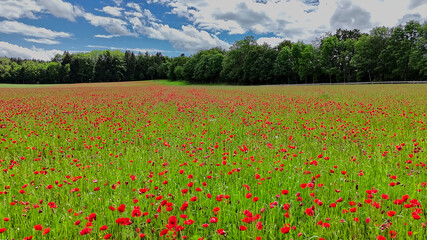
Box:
[86,44,179,54]
[0,0,84,22]
[99,6,124,17]
[147,0,427,42]
[330,1,372,31]
[257,37,284,47]
[408,0,425,10]
[84,13,136,36]
[147,0,321,41]
[37,0,84,21]
[0,41,63,61]
[0,0,42,19]
[141,23,231,52]
[113,0,123,6]
[94,34,120,39]
[124,5,229,52]
[0,20,72,39]
[126,2,142,12]
[24,38,60,45]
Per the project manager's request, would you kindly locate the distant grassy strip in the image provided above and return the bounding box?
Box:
[151,79,189,86]
[0,83,59,88]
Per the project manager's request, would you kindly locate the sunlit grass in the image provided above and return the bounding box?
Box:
[0,82,426,239]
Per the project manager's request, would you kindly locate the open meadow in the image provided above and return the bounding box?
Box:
[0,81,426,239]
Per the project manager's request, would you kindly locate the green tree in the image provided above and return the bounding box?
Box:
[409,22,427,79]
[221,36,257,84]
[379,21,421,81]
[274,46,294,84]
[174,65,185,80]
[299,45,321,84]
[167,55,188,81]
[291,42,305,83]
[320,36,339,83]
[0,58,11,83]
[353,27,391,82]
[125,50,136,81]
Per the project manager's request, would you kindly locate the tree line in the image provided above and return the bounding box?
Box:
[0,21,425,85]
[0,50,168,84]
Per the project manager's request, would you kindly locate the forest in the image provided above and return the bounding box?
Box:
[0,20,425,85]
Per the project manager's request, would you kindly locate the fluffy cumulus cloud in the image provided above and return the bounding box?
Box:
[0,41,62,61]
[146,0,330,41]
[146,0,426,42]
[126,2,143,12]
[330,1,372,31]
[257,37,285,47]
[0,20,72,39]
[121,5,228,52]
[84,13,136,36]
[0,0,83,21]
[99,6,124,17]
[0,0,42,19]
[142,23,230,52]
[38,0,84,21]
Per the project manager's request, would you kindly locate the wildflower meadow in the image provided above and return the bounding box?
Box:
[0,81,426,239]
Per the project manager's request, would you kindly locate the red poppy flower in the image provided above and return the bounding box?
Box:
[116,218,132,225]
[281,226,291,234]
[34,225,43,231]
[233,223,245,231]
[365,217,371,224]
[160,229,169,236]
[89,213,96,222]
[132,208,142,217]
[79,228,92,235]
[305,208,314,216]
[42,227,50,235]
[390,230,397,238]
[168,215,177,228]
[387,211,396,217]
[117,204,126,213]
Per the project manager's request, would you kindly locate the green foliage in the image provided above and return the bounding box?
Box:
[274,46,294,84]
[168,55,188,81]
[0,21,425,85]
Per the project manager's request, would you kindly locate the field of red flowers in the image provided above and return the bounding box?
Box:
[0,81,426,239]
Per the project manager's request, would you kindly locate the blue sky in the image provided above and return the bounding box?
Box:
[0,0,425,60]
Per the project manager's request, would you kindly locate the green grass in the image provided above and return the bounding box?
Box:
[152,79,190,86]
[0,83,58,88]
[0,81,426,239]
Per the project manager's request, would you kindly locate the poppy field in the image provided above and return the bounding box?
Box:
[0,81,426,240]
